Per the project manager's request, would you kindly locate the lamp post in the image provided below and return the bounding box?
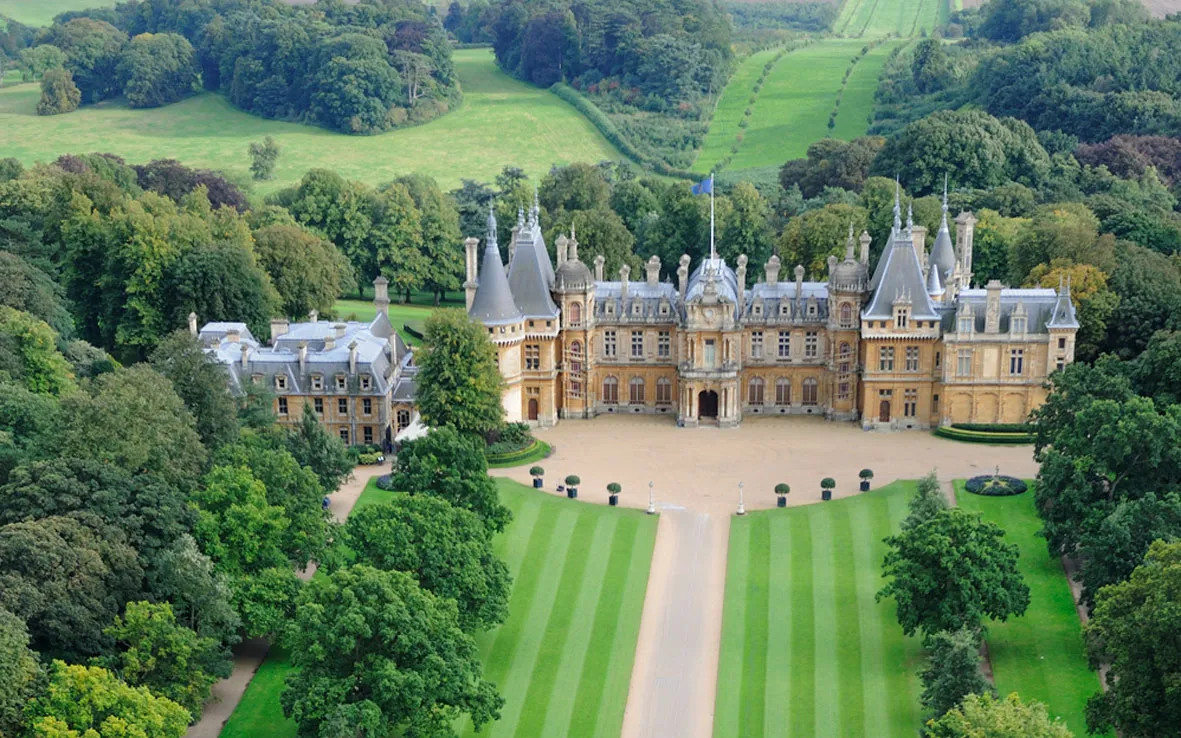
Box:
[647,481,656,515]
[737,481,746,516]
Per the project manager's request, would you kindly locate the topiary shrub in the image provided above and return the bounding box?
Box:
[774,483,790,496]
[529,466,544,478]
[859,469,874,480]
[565,475,581,487]
[821,477,836,489]
[607,482,621,494]
[964,475,1028,497]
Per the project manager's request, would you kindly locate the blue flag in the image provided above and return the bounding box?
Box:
[691,175,713,196]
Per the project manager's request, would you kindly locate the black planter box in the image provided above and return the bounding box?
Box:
[777,497,787,508]
[609,494,619,506]
[822,489,832,501]
[860,480,870,492]
[567,488,578,499]
[533,478,543,488]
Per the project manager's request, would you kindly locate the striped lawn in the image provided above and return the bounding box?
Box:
[831,41,906,141]
[460,479,658,738]
[219,478,656,738]
[694,46,793,174]
[715,481,924,738]
[956,483,1108,737]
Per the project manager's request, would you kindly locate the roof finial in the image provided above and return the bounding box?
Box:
[530,187,540,226]
[516,206,525,230]
[893,177,902,231]
[942,173,949,216]
[847,222,855,244]
[486,205,498,247]
[906,200,914,232]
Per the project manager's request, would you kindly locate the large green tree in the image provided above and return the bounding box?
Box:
[927,692,1074,738]
[151,330,240,452]
[281,565,502,738]
[118,32,198,108]
[230,566,303,640]
[282,410,353,493]
[878,508,1030,637]
[0,306,74,396]
[415,309,505,436]
[163,241,278,341]
[0,607,40,738]
[190,465,290,577]
[0,251,75,339]
[392,427,511,533]
[47,18,127,104]
[778,203,868,276]
[920,627,992,720]
[903,470,947,531]
[147,535,241,647]
[36,67,81,115]
[252,224,347,320]
[26,661,190,738]
[1084,541,1181,738]
[342,495,511,631]
[1077,492,1181,606]
[395,174,463,304]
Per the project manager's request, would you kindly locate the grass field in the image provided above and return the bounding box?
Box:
[956,483,1106,737]
[831,40,905,140]
[836,0,947,36]
[694,46,786,175]
[0,0,97,27]
[221,477,658,738]
[714,481,924,738]
[0,49,620,195]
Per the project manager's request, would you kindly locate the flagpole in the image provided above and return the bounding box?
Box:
[709,173,716,263]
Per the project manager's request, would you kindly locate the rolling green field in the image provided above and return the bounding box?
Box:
[836,0,948,36]
[714,481,925,738]
[694,46,786,175]
[221,477,658,738]
[0,0,98,27]
[831,40,906,140]
[956,483,1106,737]
[0,49,620,195]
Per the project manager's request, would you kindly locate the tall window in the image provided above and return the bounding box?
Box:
[777,332,791,359]
[905,346,920,372]
[629,377,645,404]
[362,398,372,415]
[631,331,644,358]
[569,301,582,325]
[360,375,372,390]
[363,426,374,444]
[658,331,671,357]
[1012,316,1026,334]
[750,331,764,359]
[878,346,895,371]
[656,377,672,405]
[958,316,972,333]
[277,397,288,416]
[957,349,972,377]
[311,375,323,390]
[704,339,716,367]
[775,378,791,406]
[837,379,849,400]
[338,398,348,415]
[335,375,346,390]
[313,398,324,415]
[569,341,583,398]
[805,331,818,358]
[839,302,853,327]
[932,394,939,414]
[1009,349,1024,375]
[748,377,765,405]
[895,307,909,329]
[604,330,617,358]
[903,389,917,417]
[396,409,410,430]
[602,376,618,404]
[802,377,818,406]
[838,342,852,373]
[525,344,540,370]
[339,428,349,444]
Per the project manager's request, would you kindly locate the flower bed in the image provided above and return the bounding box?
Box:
[964,475,1028,497]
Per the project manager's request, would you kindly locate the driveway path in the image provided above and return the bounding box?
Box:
[185,461,390,738]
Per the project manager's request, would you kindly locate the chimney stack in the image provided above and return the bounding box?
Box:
[859,230,871,264]
[226,328,241,344]
[324,335,335,351]
[646,255,661,287]
[985,279,1002,334]
[827,255,838,280]
[334,323,347,338]
[765,255,781,285]
[736,255,747,312]
[373,276,389,318]
[594,254,605,282]
[348,340,358,374]
[270,317,289,344]
[794,264,805,296]
[619,264,630,301]
[298,341,308,373]
[309,309,319,323]
[188,312,198,337]
[239,343,249,369]
[464,236,479,311]
[556,234,568,267]
[911,224,928,267]
[678,255,690,302]
[955,211,977,281]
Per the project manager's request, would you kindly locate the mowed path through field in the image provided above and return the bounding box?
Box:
[0,49,620,194]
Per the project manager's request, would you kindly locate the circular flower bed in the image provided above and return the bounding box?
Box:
[964,475,1028,497]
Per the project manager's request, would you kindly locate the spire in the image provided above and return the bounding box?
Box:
[845,222,855,261]
[930,174,956,281]
[926,261,944,297]
[516,206,525,231]
[469,206,522,326]
[942,173,949,217]
[906,200,914,233]
[486,205,498,246]
[528,188,539,229]
[893,178,902,232]
[1047,274,1079,329]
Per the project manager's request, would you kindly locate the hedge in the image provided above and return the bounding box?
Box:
[487,440,552,468]
[951,423,1033,433]
[402,323,424,340]
[964,475,1028,496]
[933,426,1034,445]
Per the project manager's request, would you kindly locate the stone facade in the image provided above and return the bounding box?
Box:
[466,187,1079,430]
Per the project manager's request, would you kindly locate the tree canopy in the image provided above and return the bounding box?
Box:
[392,427,512,534]
[415,309,505,436]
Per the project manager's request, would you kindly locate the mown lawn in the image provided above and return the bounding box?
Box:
[714,481,925,738]
[693,46,788,175]
[331,297,452,345]
[831,41,905,140]
[836,0,947,37]
[0,0,96,26]
[0,49,620,196]
[956,483,1107,737]
[220,477,657,738]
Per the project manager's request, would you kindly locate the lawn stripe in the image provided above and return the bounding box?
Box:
[592,517,659,738]
[832,506,866,738]
[811,508,840,738]
[716,518,752,738]
[512,512,600,738]
[740,515,772,737]
[537,515,618,738]
[787,512,815,738]
[850,495,889,738]
[763,514,793,738]
[567,515,641,738]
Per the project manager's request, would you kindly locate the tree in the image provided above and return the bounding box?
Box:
[1025,261,1118,362]
[26,661,190,738]
[415,309,505,436]
[0,516,141,661]
[57,366,207,491]
[97,601,227,718]
[252,224,346,320]
[0,306,75,396]
[342,495,511,631]
[0,607,40,738]
[1130,329,1181,408]
[392,427,511,533]
[150,330,240,451]
[0,381,58,484]
[911,38,953,94]
[370,182,426,300]
[920,627,992,720]
[778,203,868,276]
[1084,541,1181,738]
[394,174,463,304]
[903,470,947,530]
[36,67,81,115]
[544,207,639,276]
[281,565,502,738]
[118,32,197,108]
[310,41,403,134]
[1076,492,1181,607]
[147,535,241,648]
[540,163,611,215]
[720,182,773,268]
[248,136,280,181]
[190,465,290,577]
[230,567,302,640]
[780,137,886,199]
[1007,203,1112,283]
[1103,242,1181,359]
[18,44,67,81]
[878,508,1030,637]
[927,692,1074,738]
[164,242,279,342]
[283,410,353,492]
[47,18,127,104]
[0,251,75,339]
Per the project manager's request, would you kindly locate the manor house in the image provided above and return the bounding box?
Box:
[466,191,1079,430]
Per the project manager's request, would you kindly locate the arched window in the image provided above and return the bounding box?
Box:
[568,341,583,397]
[569,301,582,325]
[802,377,818,406]
[748,376,765,405]
[839,302,853,327]
[629,377,645,404]
[602,376,618,404]
[775,378,791,406]
[656,377,672,405]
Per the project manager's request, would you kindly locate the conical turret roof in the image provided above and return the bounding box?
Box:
[469,208,522,326]
[930,177,956,281]
[1047,276,1079,329]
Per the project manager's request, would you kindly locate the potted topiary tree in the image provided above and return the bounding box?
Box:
[821,477,836,501]
[607,482,621,506]
[774,483,790,508]
[530,466,545,489]
[859,469,874,492]
[565,475,580,499]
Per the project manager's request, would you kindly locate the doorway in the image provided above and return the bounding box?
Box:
[698,390,719,419]
[879,400,891,423]
[528,398,539,421]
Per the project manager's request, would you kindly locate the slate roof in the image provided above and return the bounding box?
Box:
[684,257,741,320]
[469,208,523,326]
[744,281,830,322]
[507,220,559,319]
[863,225,940,320]
[930,183,956,281]
[1046,279,1080,329]
[944,288,1064,333]
[594,280,679,323]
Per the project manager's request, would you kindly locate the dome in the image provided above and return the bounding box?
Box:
[830,258,866,289]
[555,258,593,291]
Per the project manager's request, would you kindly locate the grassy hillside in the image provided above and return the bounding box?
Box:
[0,0,97,26]
[694,46,787,175]
[831,40,906,140]
[837,0,947,36]
[0,49,621,194]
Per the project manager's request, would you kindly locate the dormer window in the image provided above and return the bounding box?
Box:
[606,301,615,316]
[251,373,263,384]
[958,316,972,334]
[1012,317,1026,334]
[275,375,288,391]
[807,302,818,317]
[779,302,789,316]
[632,301,642,316]
[895,307,909,329]
[335,374,346,390]
[753,302,763,317]
[360,375,372,390]
[311,375,323,391]
[659,301,669,316]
